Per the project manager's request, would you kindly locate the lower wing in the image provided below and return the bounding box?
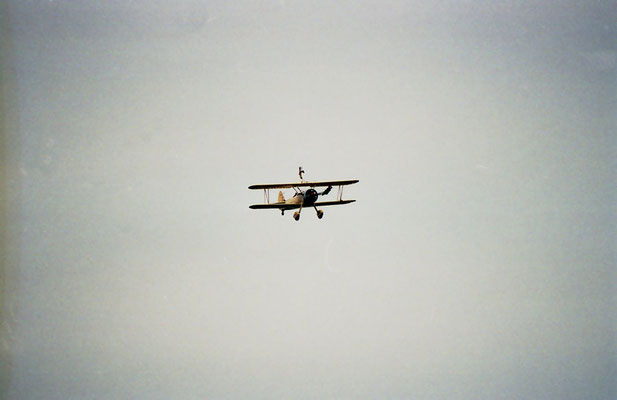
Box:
[249,200,355,209]
[249,203,301,210]
[314,200,356,207]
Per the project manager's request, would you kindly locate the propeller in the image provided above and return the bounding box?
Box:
[320,185,333,196]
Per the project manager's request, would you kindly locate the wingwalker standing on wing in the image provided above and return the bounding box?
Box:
[248,167,359,221]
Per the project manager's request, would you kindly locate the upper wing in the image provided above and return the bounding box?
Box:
[248,180,359,189]
[314,200,356,207]
[249,203,301,210]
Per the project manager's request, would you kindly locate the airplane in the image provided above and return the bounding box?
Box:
[249,167,358,221]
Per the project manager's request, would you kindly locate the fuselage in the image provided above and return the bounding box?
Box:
[285,188,319,207]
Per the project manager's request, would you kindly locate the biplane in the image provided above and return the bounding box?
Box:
[249,167,358,221]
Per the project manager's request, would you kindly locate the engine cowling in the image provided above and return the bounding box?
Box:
[304,188,319,205]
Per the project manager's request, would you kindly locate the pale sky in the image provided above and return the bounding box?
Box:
[2,1,616,399]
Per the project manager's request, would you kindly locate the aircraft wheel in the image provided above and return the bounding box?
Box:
[293,212,300,221]
[317,210,324,219]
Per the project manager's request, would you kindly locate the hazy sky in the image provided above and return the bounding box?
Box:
[2,1,616,399]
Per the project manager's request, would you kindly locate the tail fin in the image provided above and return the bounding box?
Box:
[278,191,285,203]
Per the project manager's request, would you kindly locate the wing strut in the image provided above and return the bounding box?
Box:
[337,185,345,201]
[263,189,270,204]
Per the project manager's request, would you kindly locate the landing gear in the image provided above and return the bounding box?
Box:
[281,210,285,216]
[293,205,303,221]
[314,206,324,219]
